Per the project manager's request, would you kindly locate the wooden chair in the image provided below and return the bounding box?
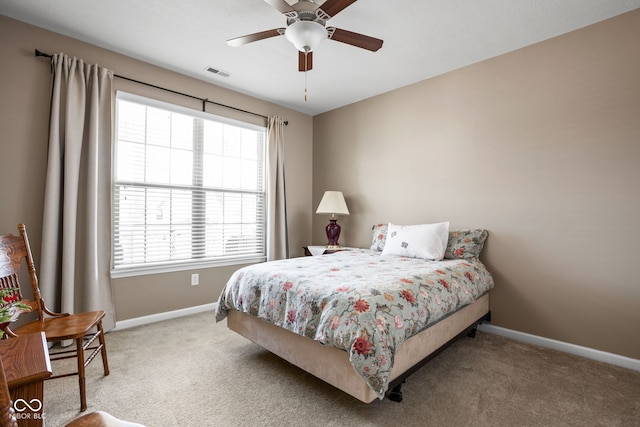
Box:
[0,224,109,412]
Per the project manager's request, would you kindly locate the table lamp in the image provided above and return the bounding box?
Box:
[316,191,350,248]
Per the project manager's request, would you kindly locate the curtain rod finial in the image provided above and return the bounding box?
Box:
[35,49,52,58]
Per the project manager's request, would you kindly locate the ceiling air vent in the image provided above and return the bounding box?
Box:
[205,66,231,78]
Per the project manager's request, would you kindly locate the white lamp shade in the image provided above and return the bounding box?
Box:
[316,191,350,216]
[285,20,328,53]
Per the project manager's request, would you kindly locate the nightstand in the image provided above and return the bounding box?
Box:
[302,246,349,256]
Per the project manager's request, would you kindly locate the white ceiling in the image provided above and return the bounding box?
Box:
[2,0,639,116]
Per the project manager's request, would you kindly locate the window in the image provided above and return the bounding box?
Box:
[112,92,267,276]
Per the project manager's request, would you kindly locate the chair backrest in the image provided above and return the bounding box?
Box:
[0,224,43,328]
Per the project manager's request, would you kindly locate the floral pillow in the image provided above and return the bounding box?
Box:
[369,223,388,251]
[381,222,450,260]
[444,229,489,260]
[370,224,488,260]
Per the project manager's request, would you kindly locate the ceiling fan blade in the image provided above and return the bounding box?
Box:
[317,0,357,18]
[227,29,285,47]
[328,27,383,52]
[264,0,296,15]
[298,50,313,72]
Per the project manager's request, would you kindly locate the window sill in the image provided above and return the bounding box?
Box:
[110,256,266,279]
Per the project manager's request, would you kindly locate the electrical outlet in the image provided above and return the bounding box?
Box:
[191,273,199,286]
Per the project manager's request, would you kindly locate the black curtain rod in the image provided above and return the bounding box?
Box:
[35,49,287,125]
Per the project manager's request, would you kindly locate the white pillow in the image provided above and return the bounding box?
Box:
[381,222,450,260]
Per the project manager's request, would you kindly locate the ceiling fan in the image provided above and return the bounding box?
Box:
[227,0,384,72]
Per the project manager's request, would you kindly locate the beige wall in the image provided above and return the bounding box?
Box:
[0,16,313,321]
[313,10,640,359]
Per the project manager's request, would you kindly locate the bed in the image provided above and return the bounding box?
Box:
[215,226,494,402]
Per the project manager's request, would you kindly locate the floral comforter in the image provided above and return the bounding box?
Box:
[215,249,494,399]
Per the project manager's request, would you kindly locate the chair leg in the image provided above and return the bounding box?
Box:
[97,321,110,376]
[76,337,87,412]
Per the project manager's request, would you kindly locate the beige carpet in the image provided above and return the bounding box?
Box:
[43,311,639,427]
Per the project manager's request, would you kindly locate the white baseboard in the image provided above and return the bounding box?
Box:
[113,307,639,372]
[113,303,217,331]
[478,324,640,372]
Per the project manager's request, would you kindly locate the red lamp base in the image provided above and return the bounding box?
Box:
[325,219,342,248]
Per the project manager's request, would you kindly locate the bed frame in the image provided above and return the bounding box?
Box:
[227,292,491,403]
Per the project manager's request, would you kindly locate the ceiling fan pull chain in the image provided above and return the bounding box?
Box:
[304,52,309,102]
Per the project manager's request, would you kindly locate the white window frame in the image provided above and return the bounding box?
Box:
[111,92,267,278]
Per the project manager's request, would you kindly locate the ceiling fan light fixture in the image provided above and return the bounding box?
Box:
[285,20,328,53]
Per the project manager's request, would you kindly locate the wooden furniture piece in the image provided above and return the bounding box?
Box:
[0,336,137,427]
[64,411,145,427]
[0,224,110,412]
[0,332,52,427]
[0,359,17,427]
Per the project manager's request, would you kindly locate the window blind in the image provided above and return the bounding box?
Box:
[113,93,266,273]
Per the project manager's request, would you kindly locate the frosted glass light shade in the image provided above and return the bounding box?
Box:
[285,20,328,52]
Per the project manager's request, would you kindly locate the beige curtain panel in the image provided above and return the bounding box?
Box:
[266,116,289,261]
[39,53,116,330]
